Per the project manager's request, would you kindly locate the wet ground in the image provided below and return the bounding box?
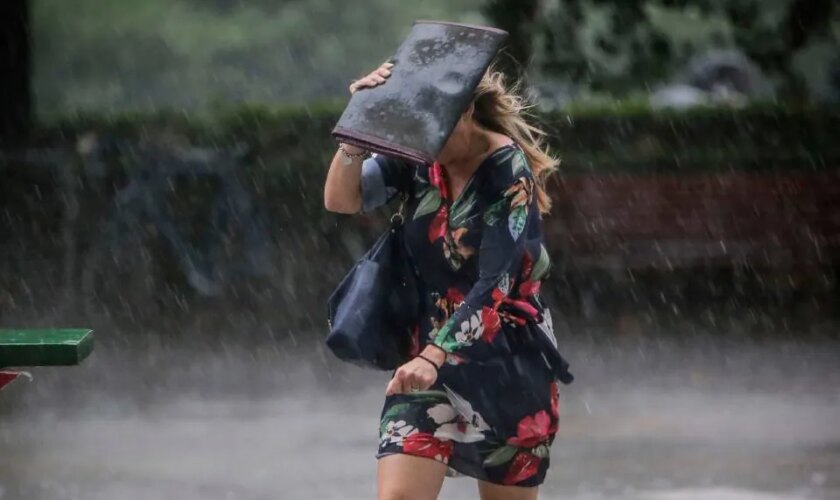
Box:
[1,327,839,500]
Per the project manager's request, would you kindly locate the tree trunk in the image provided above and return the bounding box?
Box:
[0,0,31,144]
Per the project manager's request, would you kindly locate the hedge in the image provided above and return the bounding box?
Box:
[29,103,840,174]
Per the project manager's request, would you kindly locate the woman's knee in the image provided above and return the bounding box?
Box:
[377,490,418,500]
[477,480,539,500]
[377,478,440,500]
[377,454,447,500]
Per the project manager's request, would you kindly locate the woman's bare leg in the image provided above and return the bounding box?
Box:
[377,454,448,500]
[477,480,539,500]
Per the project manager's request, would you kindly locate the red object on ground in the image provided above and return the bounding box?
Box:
[0,371,21,391]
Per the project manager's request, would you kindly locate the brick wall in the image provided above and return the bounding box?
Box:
[546,172,840,270]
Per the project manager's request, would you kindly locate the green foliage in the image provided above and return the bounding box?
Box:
[482,0,540,80]
[31,0,839,115]
[533,0,839,99]
[37,104,840,176]
[32,0,484,117]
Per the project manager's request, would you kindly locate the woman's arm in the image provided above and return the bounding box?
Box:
[323,144,366,214]
[323,62,394,214]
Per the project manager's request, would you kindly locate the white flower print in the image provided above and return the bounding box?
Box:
[425,385,491,443]
[380,420,418,447]
[454,312,483,346]
[444,386,491,430]
[536,308,558,348]
[427,404,482,443]
[427,327,439,343]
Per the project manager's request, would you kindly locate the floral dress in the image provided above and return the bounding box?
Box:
[360,143,574,487]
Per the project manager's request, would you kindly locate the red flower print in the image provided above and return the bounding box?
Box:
[503,451,540,485]
[550,381,560,419]
[480,306,501,343]
[503,298,539,321]
[518,279,541,297]
[428,205,449,242]
[490,285,539,325]
[428,162,449,198]
[446,287,465,305]
[403,432,454,463]
[521,251,534,279]
[507,410,556,449]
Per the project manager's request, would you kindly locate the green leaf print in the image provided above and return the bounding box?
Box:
[413,189,442,220]
[511,150,529,175]
[408,390,449,400]
[497,273,511,295]
[532,443,550,458]
[449,191,477,228]
[483,198,507,226]
[508,205,527,240]
[436,335,461,353]
[380,403,413,432]
[494,147,516,165]
[531,244,552,280]
[433,322,461,353]
[483,444,519,467]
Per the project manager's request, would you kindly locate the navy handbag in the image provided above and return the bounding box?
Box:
[326,197,420,370]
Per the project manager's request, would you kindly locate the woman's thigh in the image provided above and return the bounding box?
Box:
[477,480,539,500]
[377,453,448,500]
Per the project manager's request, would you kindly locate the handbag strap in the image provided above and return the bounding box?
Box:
[390,193,408,228]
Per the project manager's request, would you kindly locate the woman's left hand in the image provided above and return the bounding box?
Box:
[385,348,445,395]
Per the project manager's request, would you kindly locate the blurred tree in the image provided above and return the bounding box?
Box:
[0,0,31,142]
[31,0,484,115]
[482,0,541,82]
[529,0,838,99]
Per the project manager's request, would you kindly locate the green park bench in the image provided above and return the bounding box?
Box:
[0,329,94,390]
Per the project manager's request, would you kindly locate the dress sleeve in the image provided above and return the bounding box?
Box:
[359,154,414,213]
[431,149,538,357]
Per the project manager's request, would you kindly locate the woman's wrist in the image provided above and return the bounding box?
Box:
[337,143,370,166]
[338,143,367,156]
[421,344,447,367]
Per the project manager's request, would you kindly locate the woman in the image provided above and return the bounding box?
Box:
[324,61,573,500]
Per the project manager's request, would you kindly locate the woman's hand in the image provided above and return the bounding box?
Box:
[385,346,446,396]
[349,62,394,95]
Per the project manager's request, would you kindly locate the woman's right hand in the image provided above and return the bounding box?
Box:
[349,62,394,95]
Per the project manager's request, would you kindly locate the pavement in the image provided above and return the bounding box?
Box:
[1,331,838,500]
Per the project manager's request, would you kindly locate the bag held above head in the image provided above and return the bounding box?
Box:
[332,20,508,165]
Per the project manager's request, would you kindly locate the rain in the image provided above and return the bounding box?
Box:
[1,1,839,499]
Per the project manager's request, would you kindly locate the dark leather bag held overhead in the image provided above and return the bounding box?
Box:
[332,20,508,165]
[326,198,421,370]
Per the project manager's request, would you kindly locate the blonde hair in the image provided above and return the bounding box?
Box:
[472,69,559,214]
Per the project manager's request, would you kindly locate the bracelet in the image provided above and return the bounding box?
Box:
[416,354,441,374]
[338,143,369,165]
